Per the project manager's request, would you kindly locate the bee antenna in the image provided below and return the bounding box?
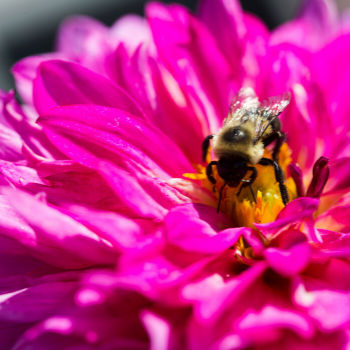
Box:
[249,184,257,204]
[217,182,227,213]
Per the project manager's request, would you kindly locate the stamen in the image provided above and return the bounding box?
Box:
[184,143,297,228]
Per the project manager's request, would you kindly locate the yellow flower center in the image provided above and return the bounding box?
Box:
[184,143,297,228]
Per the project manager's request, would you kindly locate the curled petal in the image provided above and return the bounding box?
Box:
[265,230,310,277]
[306,156,330,198]
[165,203,244,254]
[289,163,306,197]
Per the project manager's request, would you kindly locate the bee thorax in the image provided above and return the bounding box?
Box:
[212,135,264,165]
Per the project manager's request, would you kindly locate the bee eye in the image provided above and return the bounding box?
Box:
[223,127,246,142]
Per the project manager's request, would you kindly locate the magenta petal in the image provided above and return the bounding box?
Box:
[324,157,350,195]
[59,205,143,250]
[311,230,350,258]
[0,254,43,279]
[146,2,231,132]
[265,238,310,277]
[306,156,330,198]
[37,104,192,178]
[0,123,23,161]
[11,54,68,106]
[33,60,146,119]
[3,188,118,269]
[183,261,267,324]
[0,160,45,187]
[98,160,167,220]
[289,163,306,197]
[165,203,243,254]
[3,92,66,160]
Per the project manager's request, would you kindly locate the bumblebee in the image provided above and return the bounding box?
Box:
[202,87,291,212]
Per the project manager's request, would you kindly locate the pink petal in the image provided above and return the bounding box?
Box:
[198,0,245,82]
[0,282,78,322]
[316,205,350,232]
[276,75,317,171]
[0,124,23,161]
[56,15,108,59]
[271,0,337,51]
[110,14,152,54]
[148,58,211,163]
[3,91,66,160]
[293,277,350,331]
[265,241,310,277]
[58,205,143,250]
[146,2,231,133]
[311,230,350,258]
[0,159,115,209]
[3,188,118,269]
[37,104,193,178]
[33,60,146,120]
[0,160,45,187]
[165,203,244,254]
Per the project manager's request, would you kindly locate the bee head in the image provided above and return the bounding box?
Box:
[222,126,251,144]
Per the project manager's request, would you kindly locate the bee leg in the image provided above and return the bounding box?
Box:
[272,132,286,162]
[206,161,218,192]
[262,132,286,162]
[202,135,214,162]
[217,181,227,213]
[259,158,289,206]
[236,167,258,203]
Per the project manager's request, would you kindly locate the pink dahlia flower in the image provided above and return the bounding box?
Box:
[1,0,350,349]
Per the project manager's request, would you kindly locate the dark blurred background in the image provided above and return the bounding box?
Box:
[0,0,348,91]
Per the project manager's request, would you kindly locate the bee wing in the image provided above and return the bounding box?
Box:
[224,87,260,127]
[255,91,291,141]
